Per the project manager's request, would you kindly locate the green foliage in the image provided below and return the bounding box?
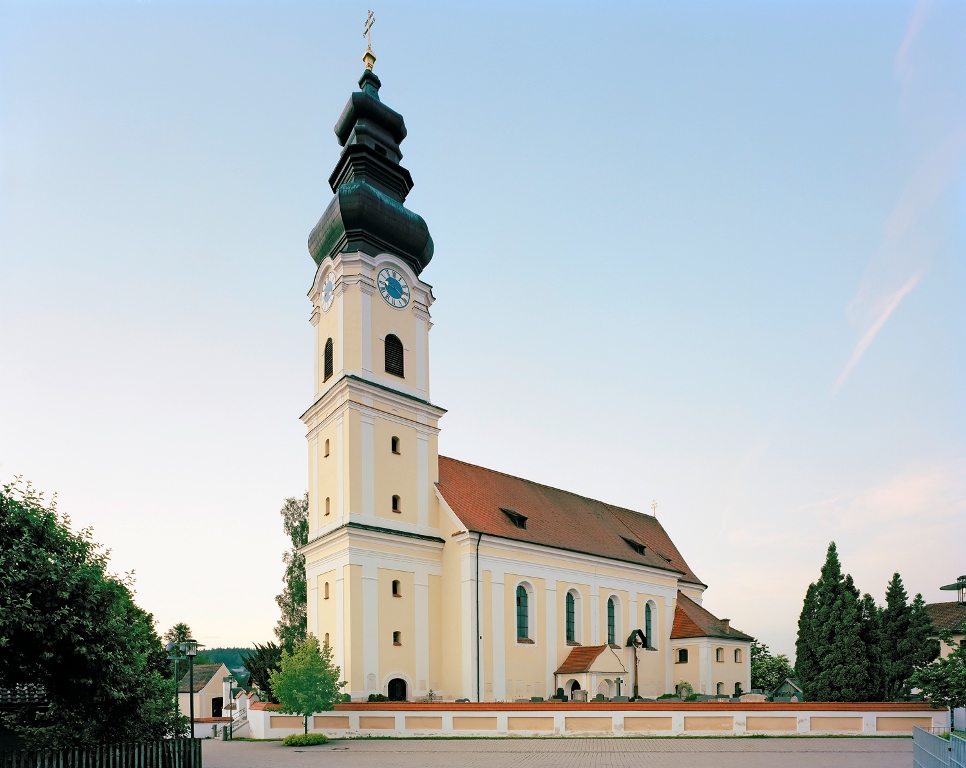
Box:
[879,573,912,700]
[907,594,940,679]
[795,544,872,702]
[750,639,794,693]
[269,635,347,734]
[163,623,193,645]
[909,622,966,711]
[859,591,883,700]
[282,732,329,746]
[367,693,390,702]
[242,642,282,703]
[275,493,308,649]
[0,478,179,747]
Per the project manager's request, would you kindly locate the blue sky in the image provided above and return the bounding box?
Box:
[1,1,963,657]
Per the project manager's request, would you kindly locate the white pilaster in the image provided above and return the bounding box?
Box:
[545,584,557,698]
[362,563,379,693]
[361,414,374,516]
[361,288,372,372]
[309,580,318,638]
[335,567,346,681]
[414,316,426,393]
[590,580,599,645]
[310,438,319,531]
[665,601,675,694]
[461,552,477,700]
[491,570,505,702]
[336,415,345,516]
[415,570,430,695]
[417,433,429,528]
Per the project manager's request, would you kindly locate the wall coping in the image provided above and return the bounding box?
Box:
[251,701,936,712]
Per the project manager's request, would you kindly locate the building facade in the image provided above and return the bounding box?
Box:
[300,58,751,703]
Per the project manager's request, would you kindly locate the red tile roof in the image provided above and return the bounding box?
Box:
[555,645,609,675]
[670,591,752,641]
[925,602,966,634]
[436,456,704,586]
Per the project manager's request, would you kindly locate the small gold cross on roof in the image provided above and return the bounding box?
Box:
[651,500,658,517]
[364,9,376,49]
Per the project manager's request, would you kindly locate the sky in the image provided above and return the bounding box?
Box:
[1,0,964,659]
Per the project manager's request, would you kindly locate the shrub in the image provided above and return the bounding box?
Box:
[282,732,328,747]
[367,693,389,702]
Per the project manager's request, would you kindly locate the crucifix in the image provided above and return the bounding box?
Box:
[651,499,658,517]
[364,9,376,50]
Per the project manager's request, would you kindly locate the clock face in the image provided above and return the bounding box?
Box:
[321,272,336,313]
[377,267,410,309]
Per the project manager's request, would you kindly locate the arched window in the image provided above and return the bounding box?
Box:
[645,603,653,646]
[734,648,742,663]
[392,631,401,646]
[384,334,404,377]
[716,647,723,662]
[324,497,330,516]
[324,633,330,646]
[391,436,400,454]
[392,580,400,596]
[566,592,576,643]
[392,495,401,513]
[716,682,723,695]
[734,682,742,696]
[323,338,333,382]
[516,585,529,640]
[324,582,329,600]
[607,598,616,645]
[324,439,330,457]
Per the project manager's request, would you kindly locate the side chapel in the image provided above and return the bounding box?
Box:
[300,49,752,703]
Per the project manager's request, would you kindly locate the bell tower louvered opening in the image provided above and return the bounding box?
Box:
[385,334,404,377]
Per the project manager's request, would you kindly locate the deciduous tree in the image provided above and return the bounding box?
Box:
[275,493,308,649]
[269,635,346,734]
[750,639,794,693]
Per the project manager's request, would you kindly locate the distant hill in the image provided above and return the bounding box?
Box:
[193,647,252,685]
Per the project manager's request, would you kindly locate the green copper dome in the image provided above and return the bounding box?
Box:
[308,70,434,275]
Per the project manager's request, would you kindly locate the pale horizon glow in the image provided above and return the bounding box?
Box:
[1,1,964,659]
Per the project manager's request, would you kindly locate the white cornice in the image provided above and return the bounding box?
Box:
[302,518,445,559]
[302,374,445,429]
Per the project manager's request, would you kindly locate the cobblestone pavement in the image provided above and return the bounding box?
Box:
[205,736,912,768]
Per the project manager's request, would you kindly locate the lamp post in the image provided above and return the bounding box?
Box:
[180,640,200,738]
[166,642,185,738]
[226,674,236,740]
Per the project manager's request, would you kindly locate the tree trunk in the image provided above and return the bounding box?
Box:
[304,714,308,735]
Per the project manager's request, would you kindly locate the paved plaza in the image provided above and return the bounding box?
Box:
[204,736,912,768]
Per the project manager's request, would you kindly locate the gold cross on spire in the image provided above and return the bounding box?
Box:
[651,500,658,517]
[363,9,377,70]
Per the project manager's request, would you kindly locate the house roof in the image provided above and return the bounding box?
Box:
[0,684,46,708]
[925,601,966,634]
[436,456,704,586]
[670,591,752,641]
[177,664,226,693]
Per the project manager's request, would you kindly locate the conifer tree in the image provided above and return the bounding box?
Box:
[859,592,883,700]
[879,573,911,700]
[906,593,940,683]
[795,582,819,699]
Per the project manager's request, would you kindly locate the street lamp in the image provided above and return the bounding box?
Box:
[224,674,236,740]
[166,642,186,738]
[180,639,201,737]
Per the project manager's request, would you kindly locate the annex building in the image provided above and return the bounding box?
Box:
[299,50,752,703]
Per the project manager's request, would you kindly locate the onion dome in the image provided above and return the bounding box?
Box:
[308,69,433,275]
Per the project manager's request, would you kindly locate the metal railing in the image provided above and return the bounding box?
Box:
[914,727,966,768]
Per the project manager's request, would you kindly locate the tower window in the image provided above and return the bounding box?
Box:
[392,580,401,596]
[516,585,529,640]
[324,439,330,457]
[392,495,401,513]
[323,338,333,382]
[391,436,400,454]
[385,334,404,378]
[324,633,330,647]
[324,582,329,600]
[325,497,330,516]
[392,631,401,646]
[607,598,616,645]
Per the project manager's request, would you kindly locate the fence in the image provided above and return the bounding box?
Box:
[0,739,202,768]
[914,727,966,768]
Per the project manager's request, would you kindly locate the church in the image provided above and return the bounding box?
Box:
[299,47,752,704]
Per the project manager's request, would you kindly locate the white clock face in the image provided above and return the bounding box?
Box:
[377,267,410,309]
[321,272,336,313]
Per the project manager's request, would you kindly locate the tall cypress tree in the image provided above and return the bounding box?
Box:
[880,573,911,700]
[796,582,820,701]
[860,592,883,701]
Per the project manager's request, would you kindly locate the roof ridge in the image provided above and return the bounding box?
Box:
[439,455,659,520]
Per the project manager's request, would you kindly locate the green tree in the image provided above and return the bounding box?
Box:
[879,573,912,700]
[795,543,872,702]
[242,641,283,703]
[750,639,794,693]
[909,622,966,724]
[269,635,346,734]
[859,591,883,700]
[163,622,193,645]
[0,479,178,747]
[275,493,308,649]
[906,593,940,683]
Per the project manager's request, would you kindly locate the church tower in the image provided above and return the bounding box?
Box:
[301,52,447,701]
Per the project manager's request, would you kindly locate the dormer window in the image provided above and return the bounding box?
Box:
[501,508,527,530]
[623,537,646,556]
